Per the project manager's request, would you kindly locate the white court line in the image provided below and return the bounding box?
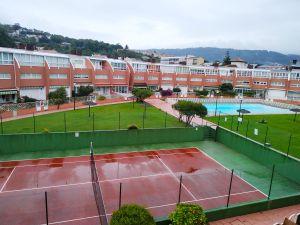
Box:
[195,147,268,197]
[155,155,197,200]
[0,149,200,169]
[0,172,172,194]
[0,167,16,192]
[40,189,262,225]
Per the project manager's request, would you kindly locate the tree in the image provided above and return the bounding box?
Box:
[160,89,173,97]
[173,87,181,97]
[48,87,67,109]
[132,88,152,102]
[110,204,155,225]
[76,86,94,97]
[194,89,209,97]
[223,50,231,65]
[0,27,15,48]
[173,100,207,126]
[169,203,208,225]
[219,83,233,93]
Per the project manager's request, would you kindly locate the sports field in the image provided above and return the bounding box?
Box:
[207,114,300,159]
[0,102,184,134]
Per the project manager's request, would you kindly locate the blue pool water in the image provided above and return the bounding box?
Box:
[204,103,292,115]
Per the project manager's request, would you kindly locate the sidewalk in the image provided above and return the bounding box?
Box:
[2,98,129,122]
[210,204,300,225]
[145,98,216,127]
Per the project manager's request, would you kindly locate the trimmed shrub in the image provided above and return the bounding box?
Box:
[169,203,208,225]
[128,124,138,130]
[110,204,155,225]
[160,89,173,97]
[97,95,106,101]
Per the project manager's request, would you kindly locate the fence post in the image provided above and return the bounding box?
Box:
[268,165,275,199]
[226,169,234,207]
[89,104,91,117]
[118,112,121,130]
[0,115,3,135]
[144,102,147,119]
[264,126,269,145]
[230,115,234,131]
[164,111,167,128]
[33,113,36,133]
[45,191,49,225]
[64,113,67,133]
[286,134,292,157]
[132,98,135,108]
[178,175,183,204]
[93,113,95,132]
[119,183,122,209]
[142,111,145,129]
[217,111,221,126]
[246,119,250,138]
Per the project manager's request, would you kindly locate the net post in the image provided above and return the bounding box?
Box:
[164,111,167,128]
[230,115,233,131]
[64,113,67,133]
[119,183,122,210]
[45,191,49,225]
[33,113,36,133]
[286,134,292,157]
[217,111,221,126]
[90,141,94,157]
[246,119,249,138]
[226,169,234,208]
[178,175,183,204]
[264,126,269,145]
[0,115,3,135]
[118,112,121,130]
[268,165,275,200]
[144,102,147,119]
[89,104,91,117]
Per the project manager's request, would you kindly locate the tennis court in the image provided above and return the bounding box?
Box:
[0,147,266,225]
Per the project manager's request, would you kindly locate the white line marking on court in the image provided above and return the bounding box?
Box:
[0,167,16,192]
[155,155,197,200]
[195,147,268,197]
[0,149,200,169]
[39,215,101,225]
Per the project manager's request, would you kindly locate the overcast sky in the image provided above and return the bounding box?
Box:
[1,0,300,54]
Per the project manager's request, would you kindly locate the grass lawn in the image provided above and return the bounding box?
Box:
[1,102,185,134]
[207,114,300,159]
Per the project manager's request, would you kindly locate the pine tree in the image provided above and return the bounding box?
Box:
[223,50,231,65]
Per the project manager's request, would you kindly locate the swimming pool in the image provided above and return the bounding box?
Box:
[204,103,292,116]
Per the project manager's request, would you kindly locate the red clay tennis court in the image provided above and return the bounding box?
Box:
[0,147,266,225]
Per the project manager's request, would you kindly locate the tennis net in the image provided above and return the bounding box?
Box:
[90,142,108,225]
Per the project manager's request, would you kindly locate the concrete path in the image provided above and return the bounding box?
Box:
[211,204,300,225]
[145,98,216,128]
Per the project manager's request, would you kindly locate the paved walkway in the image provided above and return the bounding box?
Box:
[211,204,300,225]
[145,98,216,127]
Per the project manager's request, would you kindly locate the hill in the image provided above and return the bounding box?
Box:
[148,47,300,65]
[0,23,147,60]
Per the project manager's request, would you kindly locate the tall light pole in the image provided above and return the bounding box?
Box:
[238,98,243,117]
[214,90,220,116]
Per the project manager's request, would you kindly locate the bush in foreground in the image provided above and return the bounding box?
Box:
[128,124,138,130]
[169,203,208,225]
[110,204,155,225]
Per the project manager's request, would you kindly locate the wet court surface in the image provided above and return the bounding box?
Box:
[0,147,266,225]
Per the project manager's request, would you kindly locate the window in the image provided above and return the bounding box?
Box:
[161,65,176,73]
[147,64,160,72]
[90,59,103,70]
[219,69,230,76]
[74,74,89,79]
[132,63,147,72]
[176,66,189,74]
[14,53,44,66]
[271,82,285,87]
[148,76,158,80]
[71,58,86,68]
[190,68,205,75]
[95,75,108,79]
[221,79,233,83]
[290,83,300,88]
[290,72,300,80]
[113,75,125,79]
[46,56,70,68]
[271,72,288,79]
[190,78,202,82]
[20,74,42,79]
[205,79,217,82]
[0,73,11,79]
[162,77,172,81]
[134,76,144,80]
[49,74,67,79]
[253,81,267,85]
[0,52,13,65]
[236,70,252,77]
[112,86,128,93]
[176,77,187,81]
[111,62,127,71]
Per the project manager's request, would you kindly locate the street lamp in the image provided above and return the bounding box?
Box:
[238,98,243,117]
[214,90,220,116]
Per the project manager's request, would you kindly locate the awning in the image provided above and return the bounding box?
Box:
[0,90,18,95]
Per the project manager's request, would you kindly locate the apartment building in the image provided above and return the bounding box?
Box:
[0,47,300,103]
